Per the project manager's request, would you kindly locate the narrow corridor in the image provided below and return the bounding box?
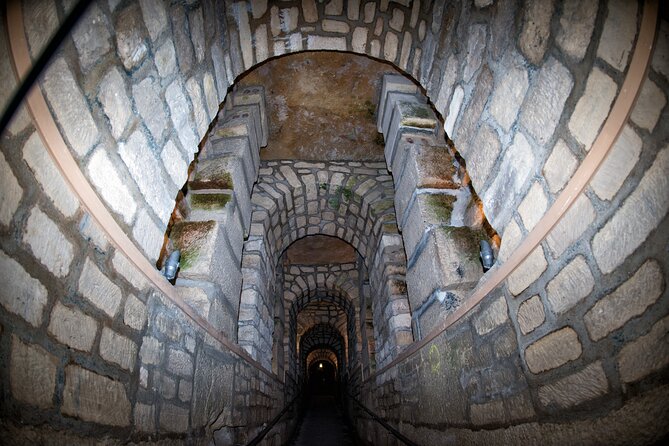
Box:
[290,395,357,446]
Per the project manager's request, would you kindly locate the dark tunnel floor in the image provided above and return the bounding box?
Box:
[289,395,357,446]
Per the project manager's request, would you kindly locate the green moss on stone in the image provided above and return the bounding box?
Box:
[170,221,216,269]
[328,197,340,209]
[191,193,231,210]
[440,226,488,263]
[192,170,233,190]
[426,194,456,223]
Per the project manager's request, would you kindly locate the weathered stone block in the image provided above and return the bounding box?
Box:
[402,191,460,260]
[507,245,548,296]
[568,68,617,151]
[519,57,573,146]
[62,365,131,426]
[161,139,188,190]
[517,182,547,231]
[518,0,555,65]
[213,109,261,173]
[119,130,174,224]
[231,86,268,147]
[525,327,582,373]
[406,227,483,310]
[203,137,257,194]
[585,260,664,341]
[98,67,132,139]
[176,280,214,320]
[139,336,163,365]
[139,0,168,41]
[78,258,122,317]
[155,40,177,78]
[167,348,194,378]
[192,351,234,428]
[592,145,669,274]
[115,5,148,71]
[71,4,112,72]
[473,295,509,335]
[134,402,156,432]
[590,125,641,201]
[0,249,48,327]
[546,194,595,258]
[132,208,165,263]
[377,74,419,132]
[556,0,598,61]
[10,336,57,409]
[124,294,147,331]
[481,132,535,229]
[538,361,608,408]
[87,147,137,224]
[385,101,437,170]
[100,327,137,371]
[630,79,666,132]
[165,79,199,160]
[597,0,637,72]
[24,0,58,58]
[133,77,169,144]
[490,55,529,132]
[48,302,98,351]
[517,295,545,335]
[42,57,100,157]
[618,315,669,383]
[467,123,502,193]
[23,207,74,278]
[546,255,594,314]
[543,139,578,194]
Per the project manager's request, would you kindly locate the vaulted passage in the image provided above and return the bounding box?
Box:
[1,1,668,445]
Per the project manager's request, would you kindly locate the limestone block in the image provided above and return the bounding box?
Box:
[389,8,404,31]
[585,260,664,341]
[352,27,368,53]
[139,336,163,365]
[394,143,459,225]
[41,58,99,157]
[213,109,261,173]
[204,137,257,197]
[231,86,269,147]
[363,2,375,23]
[444,86,464,138]
[592,145,669,274]
[203,72,219,121]
[590,125,641,201]
[546,194,595,258]
[0,249,48,327]
[132,209,165,264]
[134,402,156,432]
[62,365,131,426]
[139,0,168,41]
[597,0,637,72]
[124,294,147,331]
[165,79,199,160]
[179,380,193,402]
[112,251,150,291]
[192,351,234,428]
[377,74,419,131]
[464,25,487,82]
[133,77,169,143]
[168,348,194,378]
[401,192,461,260]
[480,132,535,229]
[630,79,666,132]
[556,0,598,61]
[189,7,205,63]
[538,361,608,408]
[155,371,176,399]
[498,219,521,263]
[406,227,483,310]
[651,21,669,81]
[98,67,132,139]
[10,336,57,409]
[161,139,189,189]
[322,19,350,34]
[467,123,501,193]
[186,77,209,139]
[87,147,137,224]
[48,303,98,351]
[525,327,582,373]
[100,327,137,371]
[507,245,548,296]
[543,139,578,194]
[490,56,529,132]
[115,5,148,71]
[385,101,437,170]
[473,295,509,335]
[0,152,22,227]
[170,221,242,299]
[399,32,412,70]
[380,91,421,137]
[470,399,506,425]
[568,68,617,151]
[23,132,78,217]
[618,315,669,383]
[155,41,177,78]
[303,0,319,23]
[546,255,594,314]
[307,35,347,51]
[23,207,74,278]
[78,258,122,317]
[518,182,547,231]
[518,0,555,65]
[251,0,268,18]
[519,57,573,146]
[176,280,214,320]
[71,4,112,72]
[517,295,545,335]
[186,190,234,225]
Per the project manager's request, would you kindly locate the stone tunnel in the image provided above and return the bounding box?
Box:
[0,0,668,445]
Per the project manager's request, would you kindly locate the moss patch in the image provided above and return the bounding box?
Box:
[191,170,233,190]
[426,194,456,223]
[440,226,488,263]
[191,193,231,210]
[170,221,216,269]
